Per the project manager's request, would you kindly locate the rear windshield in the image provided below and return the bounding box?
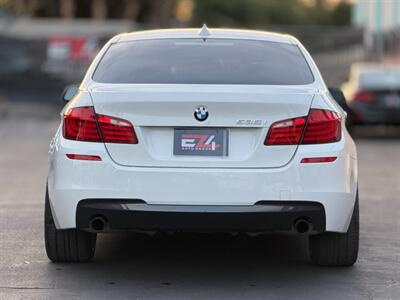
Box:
[93,38,314,85]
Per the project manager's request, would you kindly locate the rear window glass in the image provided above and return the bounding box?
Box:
[93,38,314,85]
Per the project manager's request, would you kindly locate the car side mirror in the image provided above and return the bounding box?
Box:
[62,84,79,102]
[328,87,348,111]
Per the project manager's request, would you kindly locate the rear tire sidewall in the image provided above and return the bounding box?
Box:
[44,185,96,262]
[309,192,359,266]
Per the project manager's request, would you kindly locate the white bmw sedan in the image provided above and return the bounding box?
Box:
[45,27,358,266]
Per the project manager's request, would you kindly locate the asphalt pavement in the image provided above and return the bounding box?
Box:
[0,102,399,299]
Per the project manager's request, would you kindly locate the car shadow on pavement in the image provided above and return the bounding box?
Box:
[95,232,310,264]
[96,232,314,288]
[95,232,309,264]
[42,233,364,299]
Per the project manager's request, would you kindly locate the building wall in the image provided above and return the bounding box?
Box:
[353,0,400,32]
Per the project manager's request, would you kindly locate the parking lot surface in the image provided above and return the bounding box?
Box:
[0,103,399,299]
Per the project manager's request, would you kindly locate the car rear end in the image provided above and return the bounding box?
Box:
[46,29,358,265]
[347,67,400,124]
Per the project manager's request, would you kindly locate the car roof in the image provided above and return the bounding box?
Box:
[351,62,400,74]
[115,27,298,45]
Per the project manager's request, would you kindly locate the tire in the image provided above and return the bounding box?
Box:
[309,194,359,266]
[44,187,97,262]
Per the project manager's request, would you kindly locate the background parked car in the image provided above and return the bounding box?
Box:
[342,63,400,125]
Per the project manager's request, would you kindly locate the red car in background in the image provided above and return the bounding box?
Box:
[43,36,102,82]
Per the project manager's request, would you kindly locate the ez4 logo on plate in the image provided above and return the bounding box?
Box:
[181,134,220,151]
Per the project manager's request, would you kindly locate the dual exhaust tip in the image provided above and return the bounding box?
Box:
[294,218,312,234]
[89,216,107,231]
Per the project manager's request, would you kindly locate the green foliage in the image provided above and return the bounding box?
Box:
[330,2,352,26]
[191,0,352,27]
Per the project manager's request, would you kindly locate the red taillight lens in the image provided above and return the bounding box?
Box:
[352,90,375,103]
[63,106,138,144]
[265,109,341,145]
[264,117,306,145]
[97,114,138,144]
[63,107,102,142]
[301,109,341,144]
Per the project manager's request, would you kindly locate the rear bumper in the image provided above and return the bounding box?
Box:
[76,199,325,233]
[48,130,358,233]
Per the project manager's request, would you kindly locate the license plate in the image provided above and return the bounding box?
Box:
[173,128,229,156]
[384,94,400,108]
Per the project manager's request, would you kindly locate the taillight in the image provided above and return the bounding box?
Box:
[63,107,102,142]
[301,109,341,144]
[63,106,138,144]
[265,109,341,145]
[264,117,306,145]
[97,115,138,144]
[352,90,375,103]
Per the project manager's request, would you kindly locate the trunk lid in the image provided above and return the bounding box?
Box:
[90,84,315,168]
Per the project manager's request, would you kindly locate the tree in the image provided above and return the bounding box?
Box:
[190,0,351,28]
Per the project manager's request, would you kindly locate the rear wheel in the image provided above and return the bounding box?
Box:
[309,194,359,266]
[44,187,97,262]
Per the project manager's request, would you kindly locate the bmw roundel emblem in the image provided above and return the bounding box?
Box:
[194,106,209,121]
